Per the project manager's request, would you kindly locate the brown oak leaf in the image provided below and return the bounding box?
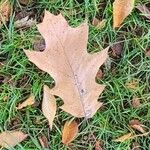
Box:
[24,10,108,118]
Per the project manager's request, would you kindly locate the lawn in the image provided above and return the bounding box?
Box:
[0,0,150,149]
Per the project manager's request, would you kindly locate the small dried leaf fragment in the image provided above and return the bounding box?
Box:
[92,18,106,29]
[16,95,35,110]
[24,11,108,118]
[131,97,141,108]
[125,80,139,90]
[19,0,30,5]
[0,131,28,148]
[111,42,123,57]
[38,134,49,149]
[33,36,45,51]
[0,0,11,26]
[131,142,140,150]
[14,16,36,29]
[145,49,150,57]
[42,85,56,129]
[113,0,135,28]
[113,133,132,142]
[95,141,103,150]
[136,5,150,20]
[62,120,78,145]
[129,119,146,133]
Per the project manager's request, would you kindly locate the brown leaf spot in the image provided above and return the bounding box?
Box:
[131,97,141,108]
[38,134,49,149]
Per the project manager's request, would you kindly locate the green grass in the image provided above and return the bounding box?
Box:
[0,0,150,149]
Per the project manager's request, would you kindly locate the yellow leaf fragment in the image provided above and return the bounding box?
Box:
[62,120,78,145]
[0,131,28,149]
[0,0,11,26]
[113,0,135,28]
[113,133,132,142]
[16,95,35,110]
[42,85,56,130]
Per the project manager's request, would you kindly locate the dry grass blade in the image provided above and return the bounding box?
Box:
[113,0,135,28]
[16,95,35,110]
[42,85,56,130]
[62,120,78,145]
[38,134,49,149]
[113,133,132,142]
[0,131,28,148]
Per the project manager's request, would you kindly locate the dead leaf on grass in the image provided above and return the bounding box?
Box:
[33,36,45,51]
[19,0,30,5]
[0,0,11,26]
[131,97,141,108]
[111,42,123,58]
[42,85,56,130]
[131,142,140,150]
[113,132,149,142]
[0,131,28,149]
[96,69,103,80]
[125,80,139,90]
[95,140,103,150]
[16,95,35,110]
[38,134,49,149]
[136,5,150,20]
[62,120,78,145]
[24,10,108,118]
[113,133,133,142]
[113,0,135,28]
[14,16,36,29]
[92,18,106,29]
[145,49,150,57]
[129,119,146,133]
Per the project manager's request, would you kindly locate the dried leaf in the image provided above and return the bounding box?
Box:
[96,69,103,80]
[33,36,45,51]
[136,5,150,20]
[111,42,123,57]
[14,16,36,29]
[113,133,132,142]
[145,49,150,57]
[131,97,141,108]
[113,132,149,142]
[24,10,108,118]
[92,18,106,29]
[42,85,56,129]
[19,0,30,5]
[129,119,146,133]
[131,142,140,150]
[95,141,103,150]
[125,80,139,90]
[38,134,49,149]
[0,131,28,149]
[0,0,11,26]
[16,95,35,110]
[113,0,135,28]
[62,120,78,145]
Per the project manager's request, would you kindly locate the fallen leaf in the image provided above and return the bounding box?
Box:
[95,141,103,150]
[62,120,78,145]
[129,119,146,133]
[24,10,108,118]
[136,5,150,20]
[42,85,56,129]
[14,16,36,29]
[19,0,30,5]
[96,69,103,80]
[131,142,140,150]
[0,131,28,149]
[131,97,141,108]
[113,132,149,142]
[92,18,106,29]
[38,134,49,149]
[125,80,139,90]
[16,95,35,110]
[145,49,150,57]
[33,36,45,51]
[111,42,123,57]
[113,133,132,142]
[0,0,11,26]
[113,0,135,28]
